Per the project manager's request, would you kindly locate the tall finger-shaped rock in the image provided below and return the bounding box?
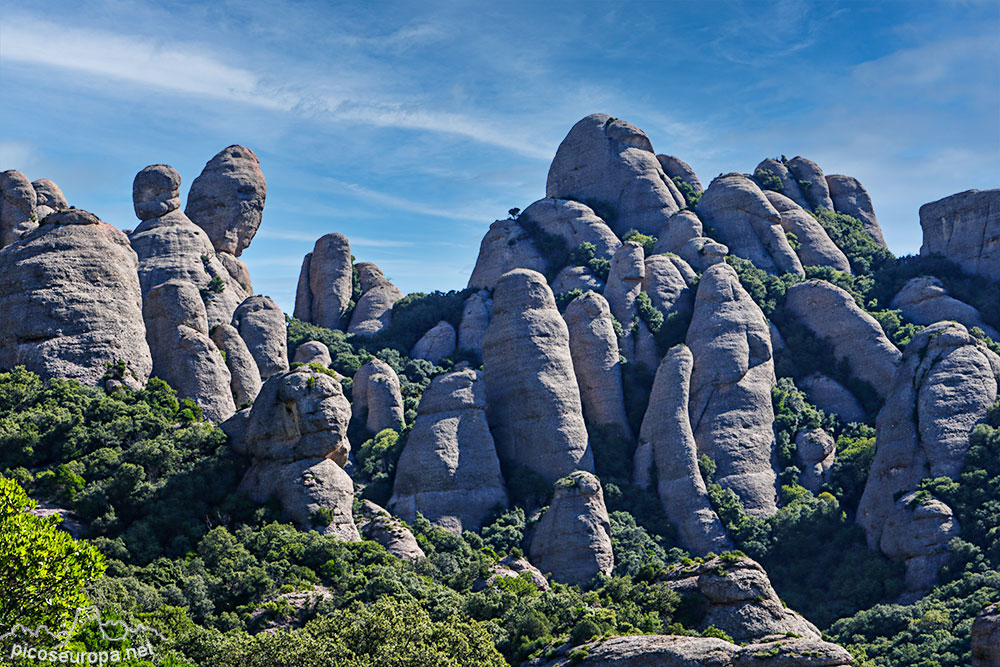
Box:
[32,179,67,219]
[352,359,405,434]
[546,113,681,237]
[294,233,353,330]
[640,345,731,554]
[1,169,38,247]
[564,292,630,438]
[347,262,403,336]
[389,369,508,534]
[827,174,887,248]
[185,145,266,256]
[0,209,152,388]
[211,322,262,406]
[765,191,851,273]
[483,269,594,482]
[232,296,288,381]
[787,157,834,211]
[686,263,778,516]
[457,290,492,359]
[642,255,694,319]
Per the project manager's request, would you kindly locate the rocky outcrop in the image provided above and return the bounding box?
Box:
[679,235,729,271]
[347,262,403,336]
[210,323,262,407]
[467,218,546,290]
[0,169,37,247]
[765,191,851,273]
[32,179,67,219]
[232,296,288,380]
[657,154,702,193]
[654,210,703,255]
[355,500,424,560]
[457,290,492,358]
[563,292,630,437]
[880,492,960,590]
[798,373,867,424]
[0,209,152,389]
[784,280,901,399]
[786,157,834,211]
[352,359,405,434]
[795,428,836,493]
[753,158,810,209]
[143,279,234,422]
[604,241,644,323]
[410,320,456,364]
[662,555,822,642]
[293,233,353,330]
[972,603,1000,667]
[920,189,1000,282]
[891,276,1000,339]
[639,345,730,554]
[546,113,681,237]
[474,556,549,593]
[642,254,693,319]
[697,174,804,276]
[185,145,266,256]
[550,265,605,294]
[389,369,508,534]
[858,322,1000,579]
[293,340,333,367]
[520,198,621,260]
[528,471,613,586]
[827,174,886,247]
[686,263,778,516]
[482,269,594,482]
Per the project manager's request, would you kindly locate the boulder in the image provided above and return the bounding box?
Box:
[185,145,266,256]
[457,289,492,358]
[697,173,803,276]
[32,179,67,219]
[891,276,1000,339]
[467,218,547,290]
[753,158,810,209]
[679,235,729,271]
[355,500,424,560]
[550,265,605,294]
[798,373,867,424]
[795,428,836,493]
[546,113,681,237]
[826,174,887,248]
[1,169,38,247]
[528,471,613,586]
[389,369,508,534]
[971,604,1000,667]
[520,198,621,260]
[858,322,1000,556]
[293,340,333,368]
[232,295,288,380]
[143,279,234,422]
[482,269,594,482]
[352,359,405,434]
[410,320,456,364]
[919,189,1000,281]
[132,164,181,221]
[639,345,730,554]
[764,191,851,273]
[347,262,403,336]
[662,555,821,642]
[473,556,549,593]
[784,280,901,399]
[563,292,631,437]
[786,157,834,211]
[293,233,353,330]
[880,492,960,590]
[654,209,703,255]
[642,254,693,319]
[0,209,152,389]
[210,322,262,407]
[657,154,703,193]
[686,263,778,516]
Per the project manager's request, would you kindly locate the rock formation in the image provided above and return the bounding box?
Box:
[352,359,405,434]
[891,276,1000,339]
[686,263,778,516]
[795,428,836,493]
[697,173,804,276]
[410,320,456,364]
[656,154,702,193]
[764,191,851,273]
[457,290,492,358]
[550,265,605,294]
[827,174,887,247]
[293,233,353,330]
[638,345,730,554]
[786,156,834,211]
[210,322,262,407]
[604,241,645,326]
[798,373,867,424]
[232,295,288,380]
[972,603,1000,667]
[389,369,508,534]
[753,158,810,209]
[528,471,613,586]
[467,218,547,290]
[32,179,67,219]
[293,340,333,367]
[347,262,403,336]
[185,145,266,256]
[546,113,681,237]
[0,209,152,389]
[784,280,901,399]
[880,492,960,590]
[678,235,729,271]
[520,198,621,259]
[143,279,234,422]
[653,210,703,255]
[1,169,37,247]
[919,189,999,281]
[642,254,693,319]
[474,556,549,593]
[355,500,424,560]
[563,292,631,437]
[482,269,594,482]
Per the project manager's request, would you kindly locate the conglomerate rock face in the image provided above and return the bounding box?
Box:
[920,188,1000,281]
[185,145,266,257]
[294,233,353,330]
[1,169,38,247]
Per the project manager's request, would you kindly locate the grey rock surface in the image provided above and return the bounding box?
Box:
[457,289,492,358]
[521,197,621,260]
[799,373,867,424]
[389,369,508,534]
[679,235,729,271]
[211,322,262,407]
[827,174,887,248]
[352,359,405,434]
[185,145,266,256]
[356,500,425,560]
[765,191,851,273]
[467,218,547,290]
[132,164,181,221]
[795,428,836,493]
[753,158,810,209]
[891,276,999,339]
[410,320,456,364]
[293,233,353,330]
[31,179,67,219]
[232,295,288,381]
[657,154,703,193]
[642,254,694,319]
[654,210,704,255]
[347,262,403,336]
[293,340,333,368]
[920,189,1000,282]
[603,240,645,330]
[1,169,38,247]
[972,603,1000,667]
[787,156,834,211]
[550,265,605,294]
[880,492,960,590]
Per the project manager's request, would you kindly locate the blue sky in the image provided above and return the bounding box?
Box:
[1,0,997,313]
